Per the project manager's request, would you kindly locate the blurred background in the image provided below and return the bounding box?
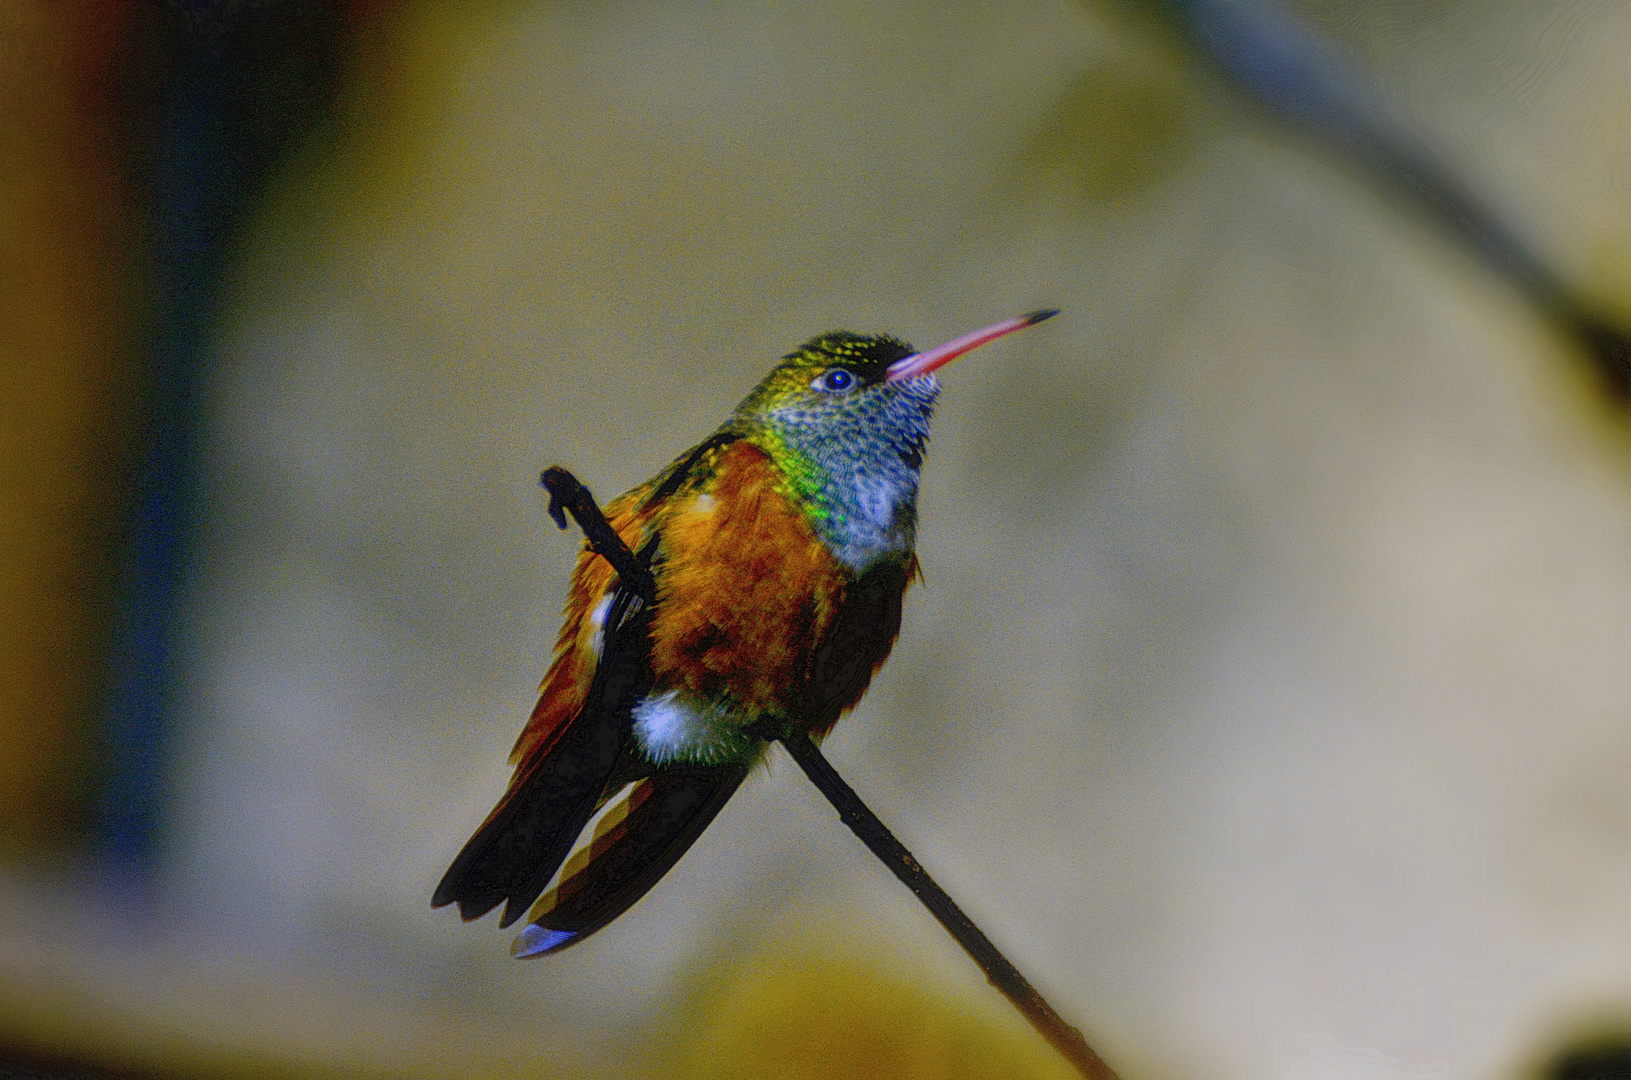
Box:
[4,2,1631,1078]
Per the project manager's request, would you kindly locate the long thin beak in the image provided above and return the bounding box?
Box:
[884,309,1058,382]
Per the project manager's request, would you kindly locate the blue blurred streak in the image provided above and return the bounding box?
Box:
[96,2,354,876]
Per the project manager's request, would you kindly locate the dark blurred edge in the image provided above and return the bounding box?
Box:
[0,1044,168,1080]
[1139,0,1631,399]
[91,0,367,877]
[1551,1042,1631,1080]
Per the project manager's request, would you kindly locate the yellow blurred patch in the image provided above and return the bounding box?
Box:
[661,933,1077,1080]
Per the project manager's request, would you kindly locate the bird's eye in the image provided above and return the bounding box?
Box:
[812,368,854,393]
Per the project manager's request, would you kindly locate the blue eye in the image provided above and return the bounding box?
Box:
[813,368,854,392]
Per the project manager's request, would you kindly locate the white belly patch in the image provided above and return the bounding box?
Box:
[632,690,762,765]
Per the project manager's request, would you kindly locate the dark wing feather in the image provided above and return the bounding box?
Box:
[512,762,750,956]
[433,582,654,927]
[801,558,911,731]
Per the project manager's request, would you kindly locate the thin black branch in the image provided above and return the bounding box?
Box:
[536,466,1121,1080]
[540,466,655,602]
[779,732,1120,1080]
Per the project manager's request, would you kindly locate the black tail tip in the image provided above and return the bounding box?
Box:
[431,879,506,924]
[1022,308,1060,325]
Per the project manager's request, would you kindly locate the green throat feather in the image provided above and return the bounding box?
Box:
[727,331,940,572]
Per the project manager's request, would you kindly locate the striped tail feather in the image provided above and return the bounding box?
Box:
[430,694,627,926]
[511,763,750,957]
[434,582,654,928]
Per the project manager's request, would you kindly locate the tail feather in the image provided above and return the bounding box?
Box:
[431,695,626,925]
[434,582,654,927]
[512,763,750,956]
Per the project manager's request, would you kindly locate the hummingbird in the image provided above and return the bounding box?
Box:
[433,310,1058,957]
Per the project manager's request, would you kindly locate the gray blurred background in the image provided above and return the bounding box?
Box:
[4,3,1631,1079]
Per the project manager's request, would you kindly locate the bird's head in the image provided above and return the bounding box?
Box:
[725,311,1057,570]
[732,310,1058,473]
